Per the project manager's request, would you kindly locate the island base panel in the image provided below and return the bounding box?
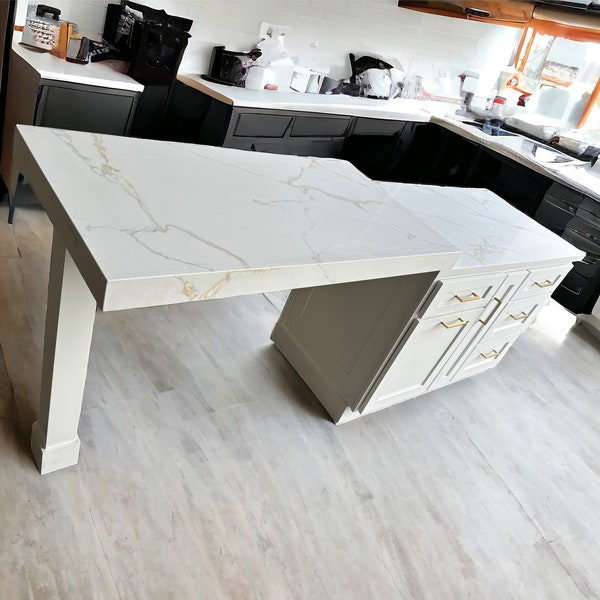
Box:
[271,272,438,423]
[33,235,97,474]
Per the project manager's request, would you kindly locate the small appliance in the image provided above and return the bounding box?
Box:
[22,4,61,51]
[203,46,262,87]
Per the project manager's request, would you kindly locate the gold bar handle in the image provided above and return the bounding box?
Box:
[441,317,467,329]
[481,349,500,359]
[454,291,481,302]
[479,297,502,325]
[534,279,554,288]
[510,311,529,320]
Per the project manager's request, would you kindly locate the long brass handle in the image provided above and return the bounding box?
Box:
[454,291,481,302]
[481,349,500,359]
[479,297,502,325]
[534,279,554,288]
[510,311,529,320]
[441,317,467,329]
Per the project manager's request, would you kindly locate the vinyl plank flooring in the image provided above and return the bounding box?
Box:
[1,204,600,598]
[436,314,600,598]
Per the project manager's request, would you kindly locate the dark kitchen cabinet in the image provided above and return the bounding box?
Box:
[35,80,138,135]
[338,119,420,180]
[465,149,553,217]
[390,123,479,186]
[0,45,141,223]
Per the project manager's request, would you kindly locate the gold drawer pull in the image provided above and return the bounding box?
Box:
[510,311,529,320]
[441,317,467,329]
[479,297,502,325]
[454,291,481,302]
[534,279,554,288]
[481,349,500,359]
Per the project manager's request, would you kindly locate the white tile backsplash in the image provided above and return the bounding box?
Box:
[15,0,521,94]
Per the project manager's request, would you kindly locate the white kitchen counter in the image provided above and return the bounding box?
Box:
[177,74,431,121]
[378,183,583,273]
[431,116,600,203]
[12,38,143,92]
[15,126,460,313]
[15,124,464,474]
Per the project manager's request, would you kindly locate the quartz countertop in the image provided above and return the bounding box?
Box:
[378,182,584,275]
[13,37,144,92]
[14,125,461,312]
[177,74,432,122]
[431,116,600,203]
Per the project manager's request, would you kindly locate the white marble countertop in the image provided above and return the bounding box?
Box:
[14,125,461,312]
[13,37,144,92]
[378,182,584,275]
[177,74,432,122]
[430,116,600,202]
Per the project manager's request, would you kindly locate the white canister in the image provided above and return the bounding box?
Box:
[290,67,311,92]
[306,72,324,94]
[245,66,276,90]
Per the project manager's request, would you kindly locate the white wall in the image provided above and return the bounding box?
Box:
[16,0,521,92]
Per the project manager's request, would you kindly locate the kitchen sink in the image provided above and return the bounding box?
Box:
[520,139,577,164]
[464,121,519,137]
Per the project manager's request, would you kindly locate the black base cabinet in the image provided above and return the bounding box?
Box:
[464,149,552,218]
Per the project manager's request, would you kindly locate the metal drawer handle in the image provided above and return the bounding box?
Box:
[479,297,502,325]
[441,317,468,329]
[454,291,481,302]
[481,349,500,359]
[534,279,555,288]
[510,311,529,320]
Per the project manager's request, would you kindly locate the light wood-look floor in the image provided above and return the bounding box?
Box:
[2,192,600,599]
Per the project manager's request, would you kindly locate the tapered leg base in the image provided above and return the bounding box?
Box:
[31,420,81,475]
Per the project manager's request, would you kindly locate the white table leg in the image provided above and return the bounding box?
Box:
[31,233,97,474]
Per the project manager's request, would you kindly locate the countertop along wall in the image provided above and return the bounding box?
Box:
[14,0,521,93]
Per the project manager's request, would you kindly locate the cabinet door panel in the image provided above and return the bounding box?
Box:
[36,85,135,135]
[363,305,483,412]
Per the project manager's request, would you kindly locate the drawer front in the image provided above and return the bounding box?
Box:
[290,115,351,137]
[486,295,548,339]
[352,117,404,136]
[453,332,520,382]
[420,272,506,318]
[515,264,571,298]
[233,113,292,137]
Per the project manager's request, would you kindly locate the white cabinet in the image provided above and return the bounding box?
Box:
[272,262,574,423]
[361,304,484,414]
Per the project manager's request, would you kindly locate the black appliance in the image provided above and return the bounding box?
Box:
[202,46,262,87]
[536,182,600,314]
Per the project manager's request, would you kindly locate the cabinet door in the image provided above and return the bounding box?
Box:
[36,83,137,136]
[362,305,483,413]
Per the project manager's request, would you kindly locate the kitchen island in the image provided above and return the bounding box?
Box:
[14,124,460,474]
[15,124,583,472]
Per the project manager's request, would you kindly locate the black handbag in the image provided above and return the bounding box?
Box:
[102,1,192,84]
